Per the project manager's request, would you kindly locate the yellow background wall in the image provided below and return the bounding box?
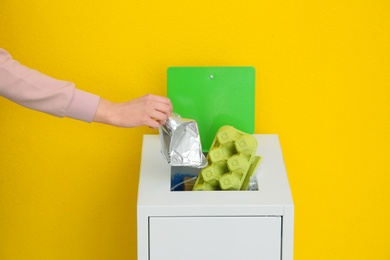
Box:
[1,1,389,259]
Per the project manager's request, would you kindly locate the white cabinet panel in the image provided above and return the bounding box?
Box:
[138,135,294,260]
[149,216,281,260]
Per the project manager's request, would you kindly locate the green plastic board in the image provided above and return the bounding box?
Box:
[167,66,255,152]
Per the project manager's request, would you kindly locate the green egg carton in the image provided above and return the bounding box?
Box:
[193,126,262,191]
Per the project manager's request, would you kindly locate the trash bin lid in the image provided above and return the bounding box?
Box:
[168,66,255,152]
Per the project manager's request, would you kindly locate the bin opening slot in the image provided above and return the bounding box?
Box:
[170,164,259,192]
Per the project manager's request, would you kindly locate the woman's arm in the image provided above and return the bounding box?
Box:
[0,49,171,127]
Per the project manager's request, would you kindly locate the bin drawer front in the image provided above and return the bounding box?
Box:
[149,216,281,260]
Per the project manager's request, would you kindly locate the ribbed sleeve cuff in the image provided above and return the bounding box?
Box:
[65,89,100,122]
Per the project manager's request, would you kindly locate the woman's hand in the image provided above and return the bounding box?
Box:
[93,94,172,128]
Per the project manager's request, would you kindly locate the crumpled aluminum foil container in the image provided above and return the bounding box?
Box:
[159,113,207,168]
